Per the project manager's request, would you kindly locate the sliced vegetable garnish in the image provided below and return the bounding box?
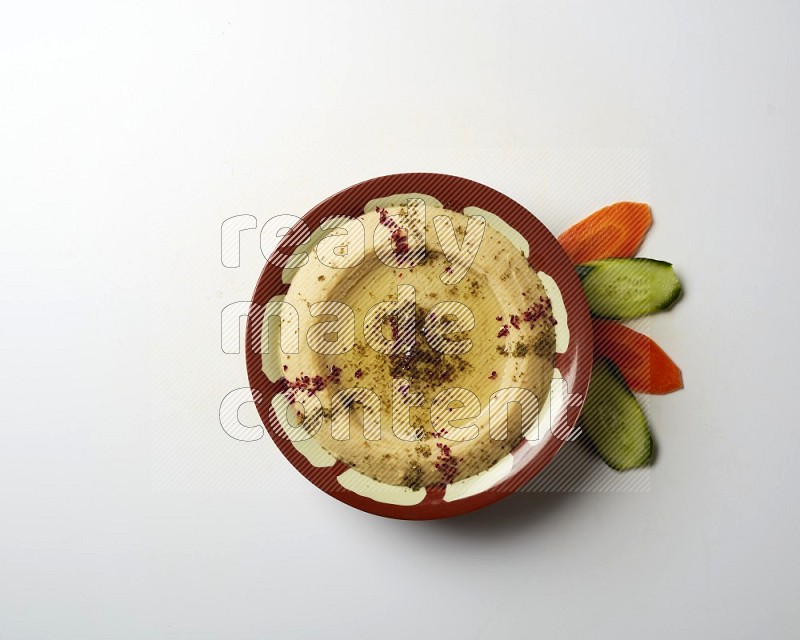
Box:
[593,319,683,394]
[558,201,652,264]
[579,358,653,471]
[577,257,681,319]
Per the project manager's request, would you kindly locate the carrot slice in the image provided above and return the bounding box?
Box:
[592,319,683,394]
[558,202,652,264]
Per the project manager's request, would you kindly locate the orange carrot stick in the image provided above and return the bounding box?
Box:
[558,202,652,264]
[592,319,683,394]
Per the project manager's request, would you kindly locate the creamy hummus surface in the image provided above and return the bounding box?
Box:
[277,200,556,488]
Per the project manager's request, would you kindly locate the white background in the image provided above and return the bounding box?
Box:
[2,1,799,638]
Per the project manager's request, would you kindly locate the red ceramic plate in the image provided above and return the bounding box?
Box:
[246,173,592,519]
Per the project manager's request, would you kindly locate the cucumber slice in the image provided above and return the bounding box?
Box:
[579,359,652,471]
[577,258,681,319]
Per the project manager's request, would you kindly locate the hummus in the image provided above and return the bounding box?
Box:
[278,199,556,488]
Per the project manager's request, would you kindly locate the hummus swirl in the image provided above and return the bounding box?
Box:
[279,202,556,488]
